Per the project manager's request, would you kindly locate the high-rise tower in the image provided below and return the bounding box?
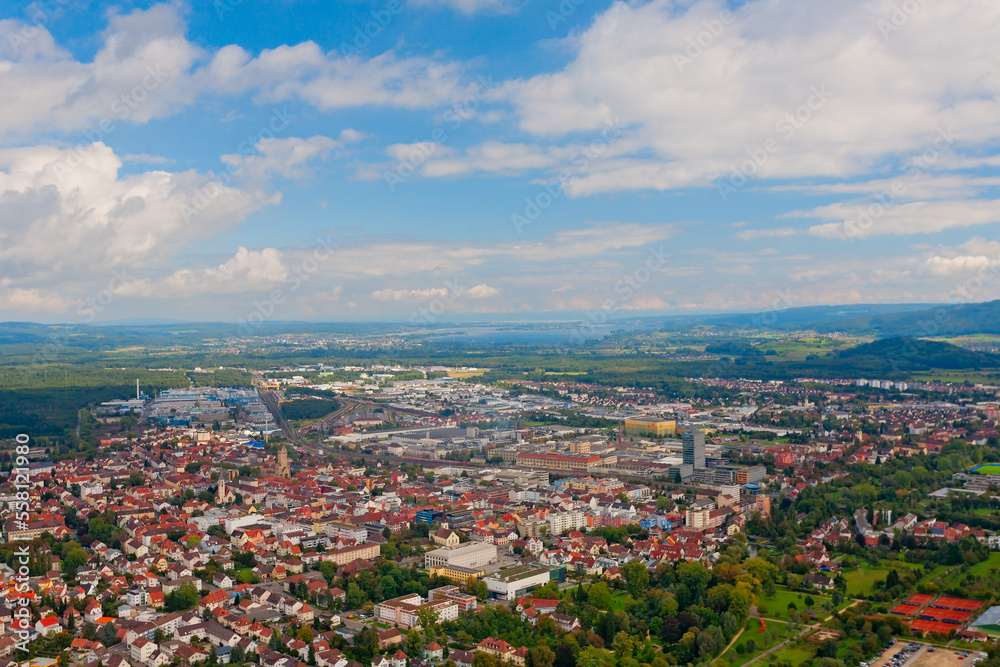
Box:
[682,429,706,470]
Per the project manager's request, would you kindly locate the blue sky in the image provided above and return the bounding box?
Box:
[1,0,999,325]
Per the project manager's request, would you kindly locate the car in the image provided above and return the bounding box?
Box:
[928,647,936,653]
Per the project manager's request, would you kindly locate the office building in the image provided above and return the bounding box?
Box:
[682,429,706,470]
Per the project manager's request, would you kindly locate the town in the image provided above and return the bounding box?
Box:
[3,359,1000,667]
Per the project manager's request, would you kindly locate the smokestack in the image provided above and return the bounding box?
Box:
[137,378,140,400]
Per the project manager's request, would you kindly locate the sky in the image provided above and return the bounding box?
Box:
[1,0,999,326]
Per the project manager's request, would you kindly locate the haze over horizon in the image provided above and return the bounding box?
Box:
[2,0,999,325]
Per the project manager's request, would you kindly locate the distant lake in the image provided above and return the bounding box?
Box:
[426,325,617,345]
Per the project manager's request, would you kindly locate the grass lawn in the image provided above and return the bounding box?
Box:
[967,552,1000,577]
[767,642,816,665]
[842,567,893,597]
[607,591,634,611]
[721,618,793,666]
[973,464,1000,475]
[758,587,831,620]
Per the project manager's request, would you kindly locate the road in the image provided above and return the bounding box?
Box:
[252,372,302,444]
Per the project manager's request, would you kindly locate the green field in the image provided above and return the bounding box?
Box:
[842,567,900,597]
[757,587,832,620]
[973,464,1000,475]
[769,642,816,665]
[721,618,793,666]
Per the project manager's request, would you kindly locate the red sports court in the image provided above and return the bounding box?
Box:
[905,594,935,606]
[933,597,983,611]
[909,619,959,635]
[890,603,921,617]
[918,607,973,624]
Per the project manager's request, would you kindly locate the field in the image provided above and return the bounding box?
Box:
[756,587,832,620]
[843,566,900,597]
[721,618,794,666]
[767,642,816,665]
[971,464,1000,475]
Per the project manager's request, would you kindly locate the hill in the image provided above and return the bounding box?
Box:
[837,337,1000,371]
[818,300,1000,336]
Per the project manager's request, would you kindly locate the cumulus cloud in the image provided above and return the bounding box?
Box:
[499,0,1000,196]
[0,139,332,298]
[0,4,467,140]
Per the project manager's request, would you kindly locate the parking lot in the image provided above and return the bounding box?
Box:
[868,642,982,667]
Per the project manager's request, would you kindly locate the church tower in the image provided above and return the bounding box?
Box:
[276,445,291,478]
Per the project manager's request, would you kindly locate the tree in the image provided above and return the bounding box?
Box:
[319,561,337,584]
[406,630,425,656]
[345,582,366,609]
[528,645,555,667]
[622,561,650,598]
[587,582,612,610]
[473,654,500,667]
[416,606,440,639]
[576,647,615,667]
[100,621,118,646]
[231,644,245,664]
[166,584,200,612]
[296,627,314,644]
[352,627,379,665]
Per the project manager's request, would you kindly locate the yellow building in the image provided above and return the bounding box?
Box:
[428,564,485,585]
[623,418,676,437]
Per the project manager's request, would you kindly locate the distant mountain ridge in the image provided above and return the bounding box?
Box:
[838,337,1000,370]
[818,299,1000,336]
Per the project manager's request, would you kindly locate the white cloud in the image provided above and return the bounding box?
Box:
[0,4,468,140]
[222,136,342,182]
[409,0,520,15]
[922,238,1000,277]
[0,287,74,313]
[803,199,1000,239]
[500,0,1000,195]
[0,138,332,298]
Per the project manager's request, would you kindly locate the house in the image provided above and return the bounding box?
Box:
[378,629,403,650]
[130,638,158,664]
[803,573,835,591]
[451,650,475,667]
[35,616,61,636]
[213,572,235,589]
[389,650,408,667]
[432,529,461,548]
[422,642,443,661]
[549,613,581,633]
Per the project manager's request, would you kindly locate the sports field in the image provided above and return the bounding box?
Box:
[972,464,1000,475]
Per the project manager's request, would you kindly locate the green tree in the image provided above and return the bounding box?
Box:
[319,561,337,584]
[406,630,425,656]
[576,646,615,667]
[622,561,650,598]
[587,582,612,610]
[528,644,555,667]
[345,582,366,609]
